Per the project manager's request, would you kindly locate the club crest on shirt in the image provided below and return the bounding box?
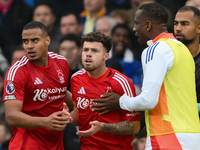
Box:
[57,70,65,83]
[6,81,15,94]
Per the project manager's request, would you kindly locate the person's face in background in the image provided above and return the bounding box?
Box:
[60,14,82,36]
[137,137,146,150]
[174,11,200,46]
[58,40,81,68]
[83,0,106,13]
[33,5,55,30]
[111,27,130,58]
[185,0,200,10]
[12,50,26,64]
[96,20,112,37]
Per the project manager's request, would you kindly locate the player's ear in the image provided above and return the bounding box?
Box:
[104,52,109,61]
[45,36,51,46]
[197,24,200,34]
[146,20,152,31]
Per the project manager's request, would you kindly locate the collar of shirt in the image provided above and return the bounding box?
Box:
[147,32,175,46]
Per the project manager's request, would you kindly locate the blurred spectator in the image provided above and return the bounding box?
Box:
[80,0,109,34]
[0,0,32,63]
[11,45,26,64]
[105,0,131,12]
[0,49,9,79]
[23,0,34,7]
[0,70,4,119]
[106,59,124,73]
[127,0,139,28]
[57,34,82,91]
[157,0,187,19]
[110,9,131,25]
[110,23,143,95]
[60,12,83,36]
[95,16,117,37]
[0,120,12,150]
[33,1,62,52]
[132,127,147,150]
[185,0,200,10]
[57,34,82,150]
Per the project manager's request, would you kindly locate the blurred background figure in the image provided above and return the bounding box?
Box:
[110,9,131,26]
[11,45,26,64]
[0,50,9,79]
[0,70,4,120]
[80,0,109,34]
[33,1,61,52]
[110,23,143,95]
[57,34,82,150]
[0,0,32,64]
[57,34,82,91]
[60,12,83,36]
[95,16,117,37]
[185,0,200,10]
[105,0,131,12]
[132,127,147,150]
[0,120,12,150]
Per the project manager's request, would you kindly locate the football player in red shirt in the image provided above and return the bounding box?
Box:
[3,21,73,150]
[69,32,141,150]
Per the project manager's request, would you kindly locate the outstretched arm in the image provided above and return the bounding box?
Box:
[5,100,70,131]
[76,120,140,137]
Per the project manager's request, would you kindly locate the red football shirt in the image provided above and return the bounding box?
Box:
[3,52,69,150]
[71,68,140,150]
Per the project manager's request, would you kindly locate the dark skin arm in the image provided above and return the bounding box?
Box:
[90,92,121,115]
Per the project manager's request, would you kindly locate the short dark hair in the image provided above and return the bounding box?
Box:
[62,11,81,24]
[59,34,81,48]
[178,6,200,21]
[111,23,132,39]
[23,21,48,36]
[81,32,112,53]
[34,1,54,14]
[139,3,168,24]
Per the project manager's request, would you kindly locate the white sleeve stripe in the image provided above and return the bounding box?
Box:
[72,69,86,78]
[48,52,67,61]
[7,56,28,81]
[11,59,29,81]
[115,72,133,97]
[113,77,128,95]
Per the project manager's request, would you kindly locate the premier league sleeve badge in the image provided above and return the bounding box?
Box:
[6,81,15,94]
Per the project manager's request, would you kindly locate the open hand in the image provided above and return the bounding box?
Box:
[76,121,103,137]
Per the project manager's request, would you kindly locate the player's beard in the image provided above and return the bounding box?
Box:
[179,37,195,47]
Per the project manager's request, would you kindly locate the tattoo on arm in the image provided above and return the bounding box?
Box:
[101,121,136,135]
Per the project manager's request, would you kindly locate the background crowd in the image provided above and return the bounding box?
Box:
[0,0,199,150]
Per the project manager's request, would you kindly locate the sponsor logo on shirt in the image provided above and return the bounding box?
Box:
[33,87,67,101]
[77,97,90,109]
[76,97,99,109]
[57,70,65,83]
[6,81,15,94]
[34,77,43,85]
[126,112,139,117]
[77,87,86,94]
[5,95,16,100]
